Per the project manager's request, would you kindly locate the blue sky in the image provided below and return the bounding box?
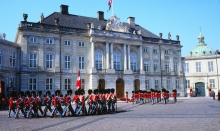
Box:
[0,0,219,57]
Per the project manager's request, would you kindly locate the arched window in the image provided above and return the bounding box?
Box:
[114,53,120,70]
[95,51,102,70]
[130,53,137,71]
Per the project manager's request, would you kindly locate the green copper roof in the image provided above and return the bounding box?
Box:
[188,32,215,57]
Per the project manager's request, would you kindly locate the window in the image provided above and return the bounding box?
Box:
[155,80,159,90]
[29,37,38,43]
[185,80,190,88]
[208,61,214,72]
[143,48,148,53]
[165,62,170,73]
[144,61,149,72]
[153,49,158,54]
[79,57,85,69]
[184,63,189,73]
[210,79,215,88]
[81,79,85,89]
[46,78,53,90]
[10,53,16,67]
[45,38,53,44]
[0,50,1,65]
[196,62,201,72]
[78,42,85,47]
[167,79,171,89]
[46,55,53,68]
[64,79,71,90]
[164,50,169,55]
[154,61,158,72]
[29,54,37,68]
[114,53,120,70]
[29,78,36,90]
[174,62,178,72]
[145,80,150,90]
[64,56,71,69]
[130,53,137,71]
[173,51,177,55]
[175,79,180,89]
[64,40,70,46]
[95,51,102,70]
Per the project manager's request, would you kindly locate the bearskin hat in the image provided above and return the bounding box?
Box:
[162,88,166,92]
[37,91,42,96]
[172,89,177,92]
[46,91,51,96]
[60,94,63,97]
[132,91,134,93]
[51,95,54,97]
[67,90,72,95]
[126,92,128,94]
[99,89,103,94]
[55,90,60,96]
[88,89,92,94]
[110,88,115,93]
[107,89,111,94]
[18,91,24,97]
[43,95,46,97]
[80,89,85,95]
[31,91,36,96]
[75,90,78,95]
[150,88,155,92]
[25,91,30,96]
[94,89,98,94]
[104,89,108,94]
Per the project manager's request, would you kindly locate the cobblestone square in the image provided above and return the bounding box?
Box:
[0,97,220,131]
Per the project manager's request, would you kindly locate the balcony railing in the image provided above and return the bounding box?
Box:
[96,69,106,74]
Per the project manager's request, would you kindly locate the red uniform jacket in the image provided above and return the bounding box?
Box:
[126,94,128,98]
[23,97,28,107]
[72,95,79,103]
[65,96,71,105]
[8,97,14,108]
[102,94,106,102]
[151,92,155,98]
[79,95,85,105]
[16,98,22,108]
[172,92,177,98]
[53,96,59,107]
[144,93,147,98]
[131,93,134,99]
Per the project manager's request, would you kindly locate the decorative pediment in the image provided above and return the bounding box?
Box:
[106,15,130,33]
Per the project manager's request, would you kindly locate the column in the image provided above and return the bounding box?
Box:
[140,46,143,70]
[124,44,127,70]
[128,45,131,70]
[106,42,109,69]
[110,43,114,69]
[91,41,94,68]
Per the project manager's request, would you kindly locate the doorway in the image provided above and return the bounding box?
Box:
[116,78,124,98]
[195,82,205,96]
[134,79,140,92]
[98,79,105,90]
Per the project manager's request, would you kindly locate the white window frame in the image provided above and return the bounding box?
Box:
[45,38,53,44]
[64,40,70,46]
[46,54,53,68]
[130,53,137,71]
[46,78,53,90]
[153,49,158,54]
[64,55,71,69]
[167,79,171,89]
[175,79,180,89]
[10,52,16,67]
[143,48,148,53]
[114,53,120,70]
[196,62,201,72]
[29,78,37,90]
[79,56,85,69]
[144,61,149,72]
[185,63,189,73]
[95,51,103,70]
[164,50,169,55]
[209,79,215,88]
[165,62,170,73]
[64,79,71,90]
[29,54,37,68]
[29,37,38,43]
[154,61,158,72]
[174,62,178,72]
[78,42,85,47]
[208,61,214,72]
[145,80,150,90]
[185,80,190,88]
[0,50,2,65]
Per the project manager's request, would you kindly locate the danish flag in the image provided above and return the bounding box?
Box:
[76,70,81,90]
[107,0,112,12]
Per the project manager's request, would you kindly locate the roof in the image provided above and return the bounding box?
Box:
[42,12,159,38]
[0,39,19,47]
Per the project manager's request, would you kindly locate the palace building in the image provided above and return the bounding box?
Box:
[0,5,184,98]
[183,32,220,97]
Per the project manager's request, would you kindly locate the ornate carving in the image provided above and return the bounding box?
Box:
[23,13,28,22]
[55,18,59,25]
[40,13,44,23]
[106,15,130,33]
[29,45,38,51]
[159,33,162,39]
[168,32,171,40]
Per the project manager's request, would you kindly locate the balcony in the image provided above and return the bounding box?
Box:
[133,70,140,74]
[115,70,124,74]
[96,69,106,74]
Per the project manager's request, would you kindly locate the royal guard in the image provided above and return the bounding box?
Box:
[172,89,177,102]
[43,91,52,117]
[166,91,169,102]
[162,89,167,104]
[190,87,193,97]
[72,90,79,112]
[158,90,161,102]
[131,91,135,104]
[126,92,128,103]
[62,90,74,117]
[85,89,93,115]
[23,91,30,114]
[151,89,155,105]
[106,89,111,113]
[75,89,86,115]
[138,90,142,104]
[98,89,104,114]
[50,90,63,118]
[59,94,64,106]
[208,87,212,97]
[102,89,107,113]
[8,92,16,118]
[146,91,151,103]
[91,89,98,114]
[27,91,37,118]
[15,91,25,119]
[110,88,117,112]
[36,91,43,116]
[143,91,147,104]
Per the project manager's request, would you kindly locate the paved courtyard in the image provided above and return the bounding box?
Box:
[0,97,220,131]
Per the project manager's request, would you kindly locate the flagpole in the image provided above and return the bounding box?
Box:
[112,0,113,16]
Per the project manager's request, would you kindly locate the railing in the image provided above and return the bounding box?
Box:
[96,69,106,74]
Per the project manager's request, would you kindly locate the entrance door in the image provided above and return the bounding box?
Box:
[195,82,205,96]
[134,79,140,92]
[98,79,105,90]
[116,78,124,98]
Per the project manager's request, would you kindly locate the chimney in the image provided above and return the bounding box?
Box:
[128,17,135,26]
[97,11,104,20]
[60,5,69,14]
